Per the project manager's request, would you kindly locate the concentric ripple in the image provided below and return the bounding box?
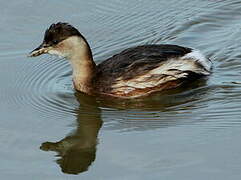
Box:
[11,55,78,119]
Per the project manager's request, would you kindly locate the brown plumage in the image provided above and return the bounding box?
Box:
[29,22,212,98]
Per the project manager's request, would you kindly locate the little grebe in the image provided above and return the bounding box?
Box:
[29,22,212,98]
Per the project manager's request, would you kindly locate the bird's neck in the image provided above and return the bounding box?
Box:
[67,37,96,94]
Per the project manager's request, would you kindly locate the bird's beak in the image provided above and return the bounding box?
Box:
[28,43,49,57]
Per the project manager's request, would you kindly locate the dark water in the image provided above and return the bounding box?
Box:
[1,0,241,179]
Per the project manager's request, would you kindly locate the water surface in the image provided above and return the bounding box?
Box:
[1,0,241,179]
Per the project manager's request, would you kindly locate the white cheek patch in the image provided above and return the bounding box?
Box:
[48,49,68,58]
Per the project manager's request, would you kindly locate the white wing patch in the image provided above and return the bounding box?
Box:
[182,49,212,71]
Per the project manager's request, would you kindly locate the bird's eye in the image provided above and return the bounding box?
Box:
[52,40,58,45]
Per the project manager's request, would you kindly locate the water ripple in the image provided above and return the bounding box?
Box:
[11,56,78,118]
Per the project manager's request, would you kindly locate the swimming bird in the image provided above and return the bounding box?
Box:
[29,22,212,98]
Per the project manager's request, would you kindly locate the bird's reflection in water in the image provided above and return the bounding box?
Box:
[40,79,211,174]
[40,93,102,174]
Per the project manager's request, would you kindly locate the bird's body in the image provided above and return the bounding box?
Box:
[94,45,211,97]
[29,23,212,98]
